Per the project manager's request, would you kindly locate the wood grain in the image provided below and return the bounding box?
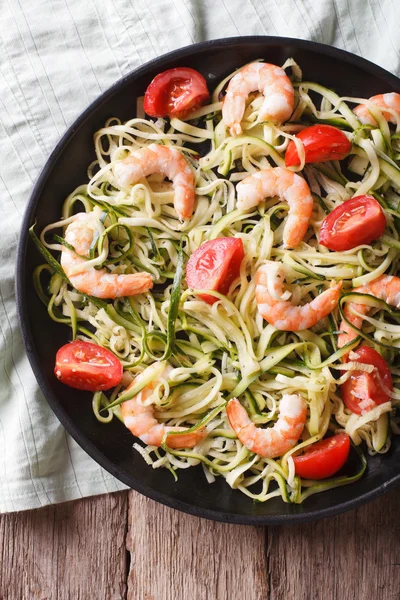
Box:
[1,487,400,600]
[267,487,400,600]
[126,491,268,600]
[0,491,129,600]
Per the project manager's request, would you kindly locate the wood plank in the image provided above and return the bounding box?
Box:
[267,487,400,600]
[127,491,268,600]
[2,486,398,600]
[0,491,129,600]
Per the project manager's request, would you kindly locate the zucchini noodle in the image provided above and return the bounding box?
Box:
[32,59,400,505]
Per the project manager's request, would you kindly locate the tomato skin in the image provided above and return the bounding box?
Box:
[285,124,351,166]
[319,195,386,251]
[144,67,209,119]
[185,238,244,305]
[293,433,351,480]
[54,340,123,392]
[341,346,393,415]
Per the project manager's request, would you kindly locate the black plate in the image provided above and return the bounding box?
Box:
[16,37,400,525]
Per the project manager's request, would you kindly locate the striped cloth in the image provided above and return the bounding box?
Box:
[0,0,399,512]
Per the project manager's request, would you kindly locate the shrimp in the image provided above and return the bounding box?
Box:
[353,93,400,126]
[236,167,313,248]
[338,275,400,348]
[121,363,207,448]
[255,262,342,331]
[226,395,307,458]
[222,62,294,137]
[61,211,153,298]
[113,143,195,220]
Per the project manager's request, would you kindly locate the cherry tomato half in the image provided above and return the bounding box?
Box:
[144,67,210,119]
[341,346,393,415]
[54,340,123,392]
[319,195,386,252]
[285,124,351,167]
[186,238,244,305]
[293,433,351,480]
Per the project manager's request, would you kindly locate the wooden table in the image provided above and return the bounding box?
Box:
[1,487,399,599]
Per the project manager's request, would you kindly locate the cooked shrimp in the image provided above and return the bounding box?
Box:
[353,93,400,126]
[255,262,342,331]
[121,362,207,448]
[237,167,313,248]
[338,275,400,348]
[113,143,195,220]
[226,395,306,458]
[61,211,153,298]
[222,62,294,136]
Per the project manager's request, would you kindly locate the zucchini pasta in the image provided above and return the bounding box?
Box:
[31,58,400,504]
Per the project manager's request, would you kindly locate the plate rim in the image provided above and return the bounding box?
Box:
[16,35,400,525]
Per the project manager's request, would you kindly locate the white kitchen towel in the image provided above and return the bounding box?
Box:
[0,0,399,513]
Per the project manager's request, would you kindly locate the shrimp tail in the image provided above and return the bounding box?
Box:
[227,395,306,458]
[113,143,196,221]
[255,263,342,331]
[61,212,153,299]
[236,167,313,248]
[338,275,400,349]
[222,62,294,137]
[121,363,208,449]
